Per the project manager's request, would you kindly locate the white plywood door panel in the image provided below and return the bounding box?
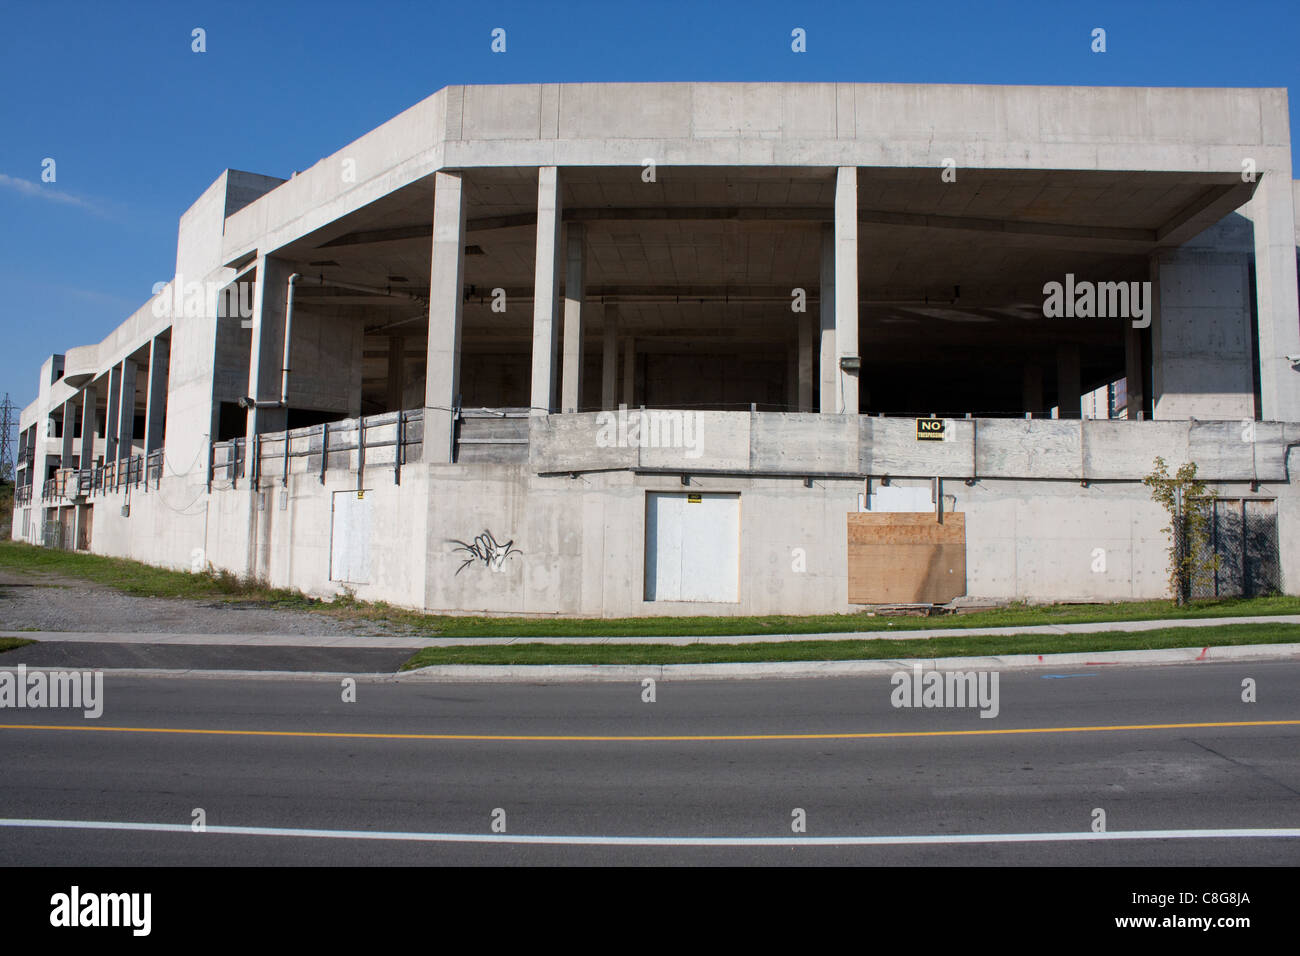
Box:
[330,491,371,584]
[645,492,739,603]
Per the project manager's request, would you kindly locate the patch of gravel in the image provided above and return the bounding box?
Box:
[0,572,398,636]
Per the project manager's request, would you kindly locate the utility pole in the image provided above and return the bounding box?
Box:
[0,393,16,485]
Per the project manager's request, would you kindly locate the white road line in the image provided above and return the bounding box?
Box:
[1,819,1297,846]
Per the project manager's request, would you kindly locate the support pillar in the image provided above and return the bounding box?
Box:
[144,334,169,459]
[386,335,404,413]
[104,364,121,463]
[834,167,859,414]
[247,255,292,438]
[798,313,814,412]
[623,336,636,407]
[601,305,619,410]
[1056,345,1081,419]
[530,166,562,416]
[424,170,467,463]
[561,222,585,413]
[818,224,836,413]
[1022,364,1044,417]
[1124,322,1146,419]
[79,384,98,469]
[60,402,76,470]
[118,359,138,474]
[1249,172,1300,421]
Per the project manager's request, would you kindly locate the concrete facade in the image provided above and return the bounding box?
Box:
[13,82,1300,614]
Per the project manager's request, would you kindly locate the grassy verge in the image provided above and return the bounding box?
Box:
[400,623,1300,669]
[0,637,36,654]
[2,539,1298,639]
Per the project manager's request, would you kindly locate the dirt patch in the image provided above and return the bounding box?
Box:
[0,571,406,636]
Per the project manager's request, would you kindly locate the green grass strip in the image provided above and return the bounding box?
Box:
[399,623,1300,669]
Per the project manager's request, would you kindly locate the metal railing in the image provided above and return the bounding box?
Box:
[209,409,423,491]
[15,483,32,506]
[38,452,160,502]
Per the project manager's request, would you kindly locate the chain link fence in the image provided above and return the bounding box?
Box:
[1188,498,1281,600]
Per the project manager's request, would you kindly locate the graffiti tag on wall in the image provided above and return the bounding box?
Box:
[449,530,522,574]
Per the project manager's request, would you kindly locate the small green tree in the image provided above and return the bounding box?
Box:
[1143,457,1219,605]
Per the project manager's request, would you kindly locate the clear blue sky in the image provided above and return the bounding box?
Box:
[1,0,1297,413]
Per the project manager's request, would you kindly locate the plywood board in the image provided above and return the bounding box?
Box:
[847,512,966,605]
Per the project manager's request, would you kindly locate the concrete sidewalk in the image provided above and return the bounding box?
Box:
[2,613,1298,648]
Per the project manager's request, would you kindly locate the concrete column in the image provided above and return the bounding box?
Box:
[1149,247,1254,420]
[601,305,619,411]
[118,359,138,467]
[798,313,814,412]
[386,335,404,412]
[144,334,170,458]
[60,402,76,469]
[1022,364,1044,417]
[834,168,859,414]
[785,346,798,410]
[530,166,563,416]
[104,364,121,463]
[1056,345,1081,419]
[424,170,467,463]
[622,336,636,407]
[79,384,98,469]
[1248,172,1300,421]
[818,224,836,414]
[561,222,585,412]
[247,255,293,437]
[1124,322,1146,419]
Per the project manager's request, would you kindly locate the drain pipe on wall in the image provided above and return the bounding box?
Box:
[280,272,299,406]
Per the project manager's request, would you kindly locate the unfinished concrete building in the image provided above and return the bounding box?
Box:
[13,82,1300,615]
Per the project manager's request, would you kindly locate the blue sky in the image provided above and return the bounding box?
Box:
[1,0,1298,414]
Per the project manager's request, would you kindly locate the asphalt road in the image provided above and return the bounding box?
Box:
[1,660,1297,865]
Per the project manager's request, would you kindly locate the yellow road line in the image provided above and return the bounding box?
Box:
[0,719,1297,743]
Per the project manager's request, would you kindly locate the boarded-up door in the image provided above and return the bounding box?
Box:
[330,491,371,584]
[847,512,966,604]
[645,492,740,602]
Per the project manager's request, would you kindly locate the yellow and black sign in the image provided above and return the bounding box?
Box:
[916,418,945,442]
[687,493,703,503]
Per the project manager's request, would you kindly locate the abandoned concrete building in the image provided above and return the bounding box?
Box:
[12,82,1300,615]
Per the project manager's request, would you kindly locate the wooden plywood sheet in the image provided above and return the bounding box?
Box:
[847,512,967,605]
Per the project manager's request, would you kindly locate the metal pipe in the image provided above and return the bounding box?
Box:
[281,273,299,406]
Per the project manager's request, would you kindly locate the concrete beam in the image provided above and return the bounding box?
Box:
[530,166,563,415]
[561,222,585,412]
[424,170,467,463]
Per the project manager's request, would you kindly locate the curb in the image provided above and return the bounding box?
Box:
[10,642,1292,683]
[396,642,1300,682]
